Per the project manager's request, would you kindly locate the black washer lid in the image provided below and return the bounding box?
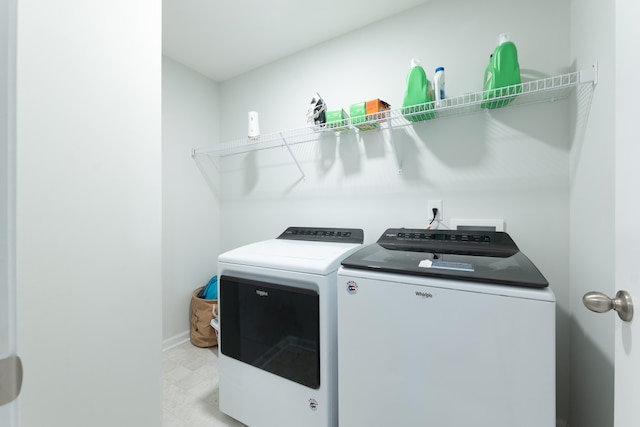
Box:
[341,228,548,288]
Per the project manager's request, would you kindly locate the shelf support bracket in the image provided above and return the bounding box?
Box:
[280,132,306,180]
[580,63,598,86]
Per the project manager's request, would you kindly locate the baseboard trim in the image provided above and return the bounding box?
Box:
[162,330,190,352]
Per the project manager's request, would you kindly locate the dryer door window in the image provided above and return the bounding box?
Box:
[220,275,320,389]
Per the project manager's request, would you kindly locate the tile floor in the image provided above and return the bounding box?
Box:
[163,341,247,427]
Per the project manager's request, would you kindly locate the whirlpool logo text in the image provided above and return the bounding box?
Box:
[415,291,433,299]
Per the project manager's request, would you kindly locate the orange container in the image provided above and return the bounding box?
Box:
[366,99,391,120]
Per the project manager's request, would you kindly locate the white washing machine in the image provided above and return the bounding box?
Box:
[337,228,556,427]
[217,227,364,427]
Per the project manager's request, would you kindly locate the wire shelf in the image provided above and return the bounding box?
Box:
[192,66,597,177]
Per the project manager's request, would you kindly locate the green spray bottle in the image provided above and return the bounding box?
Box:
[481,33,521,109]
[402,58,435,121]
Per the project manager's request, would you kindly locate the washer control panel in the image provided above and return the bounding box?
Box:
[394,231,491,243]
[378,228,517,257]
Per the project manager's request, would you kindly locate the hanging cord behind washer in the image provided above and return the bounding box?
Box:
[427,207,439,230]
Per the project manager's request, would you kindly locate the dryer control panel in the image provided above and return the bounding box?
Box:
[278,227,364,244]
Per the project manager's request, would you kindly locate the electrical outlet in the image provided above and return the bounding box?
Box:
[427,200,443,221]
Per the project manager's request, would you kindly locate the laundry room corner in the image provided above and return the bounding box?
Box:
[162,56,223,348]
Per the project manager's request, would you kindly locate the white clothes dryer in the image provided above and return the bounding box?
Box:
[217,227,364,427]
[337,228,556,427]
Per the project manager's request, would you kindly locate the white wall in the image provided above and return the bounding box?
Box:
[569,0,615,425]
[162,56,221,345]
[16,1,162,426]
[215,0,572,422]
